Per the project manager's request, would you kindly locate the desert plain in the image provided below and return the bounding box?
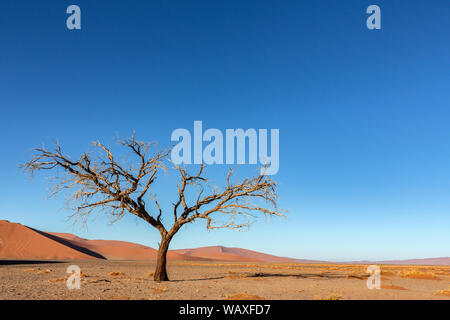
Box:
[1,220,449,300]
[1,260,450,300]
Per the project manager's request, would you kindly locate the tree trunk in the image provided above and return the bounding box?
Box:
[154,236,171,281]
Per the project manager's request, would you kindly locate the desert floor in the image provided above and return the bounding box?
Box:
[0,260,449,300]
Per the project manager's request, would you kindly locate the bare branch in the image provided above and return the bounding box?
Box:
[22,136,170,233]
[168,163,284,237]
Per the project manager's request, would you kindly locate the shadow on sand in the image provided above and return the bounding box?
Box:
[171,272,368,282]
[0,260,65,266]
[247,272,366,279]
[171,276,226,282]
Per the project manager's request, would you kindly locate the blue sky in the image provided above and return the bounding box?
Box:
[0,0,449,261]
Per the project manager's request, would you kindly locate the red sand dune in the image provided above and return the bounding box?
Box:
[0,221,206,261]
[0,220,309,262]
[48,232,206,261]
[49,232,158,260]
[1,220,449,265]
[0,220,100,260]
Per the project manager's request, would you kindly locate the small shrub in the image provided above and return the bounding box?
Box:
[37,269,51,275]
[314,294,343,300]
[226,293,264,300]
[435,289,450,297]
[152,286,167,294]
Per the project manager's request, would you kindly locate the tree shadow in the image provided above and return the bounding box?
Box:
[170,276,226,282]
[247,272,368,280]
[168,272,368,282]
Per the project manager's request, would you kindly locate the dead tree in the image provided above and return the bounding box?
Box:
[23,134,283,281]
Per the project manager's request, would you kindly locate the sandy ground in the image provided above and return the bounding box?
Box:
[0,260,449,300]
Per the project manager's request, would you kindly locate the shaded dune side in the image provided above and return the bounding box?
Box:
[48,232,157,260]
[30,228,106,260]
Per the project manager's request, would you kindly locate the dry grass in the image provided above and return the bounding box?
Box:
[151,286,167,294]
[108,271,124,277]
[106,296,132,300]
[435,289,450,297]
[49,271,87,283]
[147,271,154,277]
[24,267,53,274]
[397,269,439,280]
[127,277,145,281]
[176,262,261,269]
[226,293,264,300]
[435,271,448,275]
[174,262,450,276]
[314,294,343,300]
[37,269,51,275]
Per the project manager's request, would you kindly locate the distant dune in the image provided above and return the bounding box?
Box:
[366,257,450,266]
[352,257,450,266]
[171,246,324,263]
[0,220,448,265]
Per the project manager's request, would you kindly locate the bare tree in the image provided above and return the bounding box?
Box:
[23,134,283,281]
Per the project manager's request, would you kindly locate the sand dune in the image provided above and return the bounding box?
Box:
[0,221,216,261]
[171,246,320,263]
[173,246,262,262]
[0,220,101,260]
[1,220,448,265]
[48,232,158,260]
[49,232,207,261]
[347,257,450,266]
[379,257,450,266]
[0,221,312,262]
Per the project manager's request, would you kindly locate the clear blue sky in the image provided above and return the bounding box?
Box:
[1,0,449,261]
